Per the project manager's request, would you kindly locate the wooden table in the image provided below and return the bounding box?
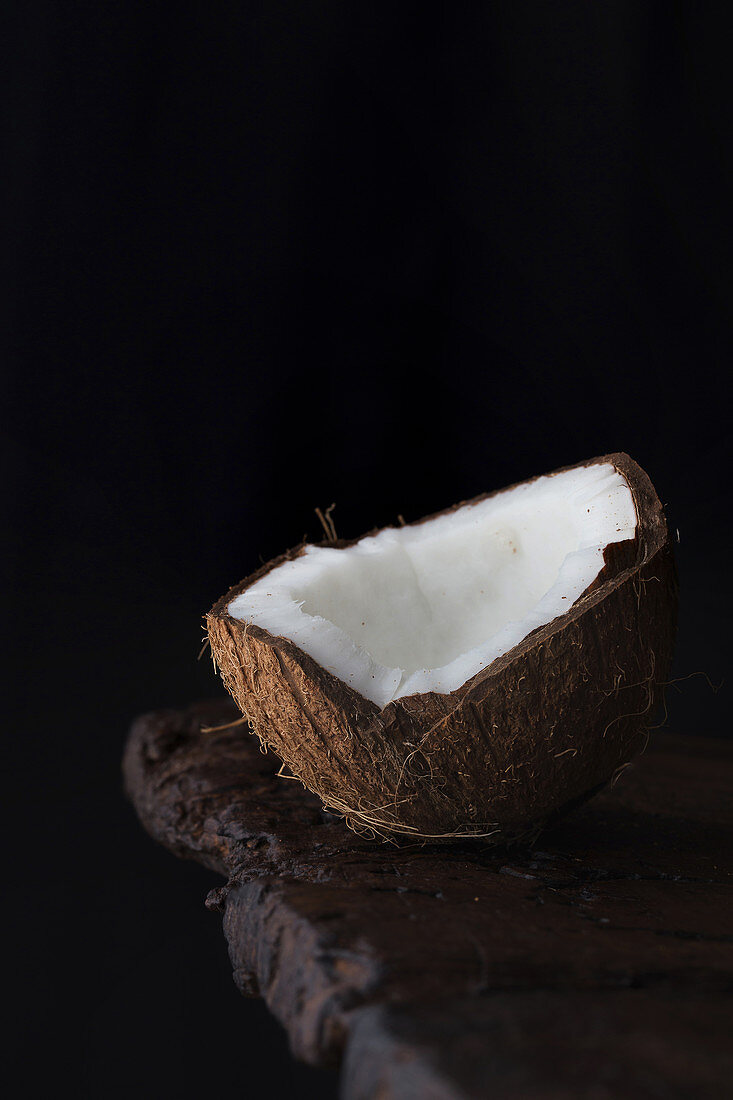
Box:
[123,699,733,1099]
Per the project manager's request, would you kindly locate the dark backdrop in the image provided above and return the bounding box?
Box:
[5,4,730,1097]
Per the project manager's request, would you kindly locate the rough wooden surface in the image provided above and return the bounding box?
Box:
[123,699,733,1099]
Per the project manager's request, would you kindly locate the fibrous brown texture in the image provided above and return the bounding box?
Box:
[123,700,733,1098]
[207,453,677,840]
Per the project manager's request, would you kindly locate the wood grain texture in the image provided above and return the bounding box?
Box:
[123,699,733,1098]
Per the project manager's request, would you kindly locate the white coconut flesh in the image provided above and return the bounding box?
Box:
[229,463,637,708]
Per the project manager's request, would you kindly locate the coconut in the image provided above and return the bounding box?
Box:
[207,453,677,842]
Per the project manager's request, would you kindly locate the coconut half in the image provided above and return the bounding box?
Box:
[208,454,677,841]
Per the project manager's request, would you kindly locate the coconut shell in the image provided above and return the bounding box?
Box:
[207,453,678,841]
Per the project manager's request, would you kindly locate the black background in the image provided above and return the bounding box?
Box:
[5,4,730,1097]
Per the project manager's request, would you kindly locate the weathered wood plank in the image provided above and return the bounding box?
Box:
[123,699,733,1098]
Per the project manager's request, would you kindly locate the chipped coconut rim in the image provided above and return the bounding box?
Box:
[228,463,637,707]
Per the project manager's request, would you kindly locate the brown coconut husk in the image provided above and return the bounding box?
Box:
[207,453,678,842]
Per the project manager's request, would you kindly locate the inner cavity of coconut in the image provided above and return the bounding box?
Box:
[228,463,637,707]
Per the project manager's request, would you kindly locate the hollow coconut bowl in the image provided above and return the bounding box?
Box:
[207,453,677,842]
